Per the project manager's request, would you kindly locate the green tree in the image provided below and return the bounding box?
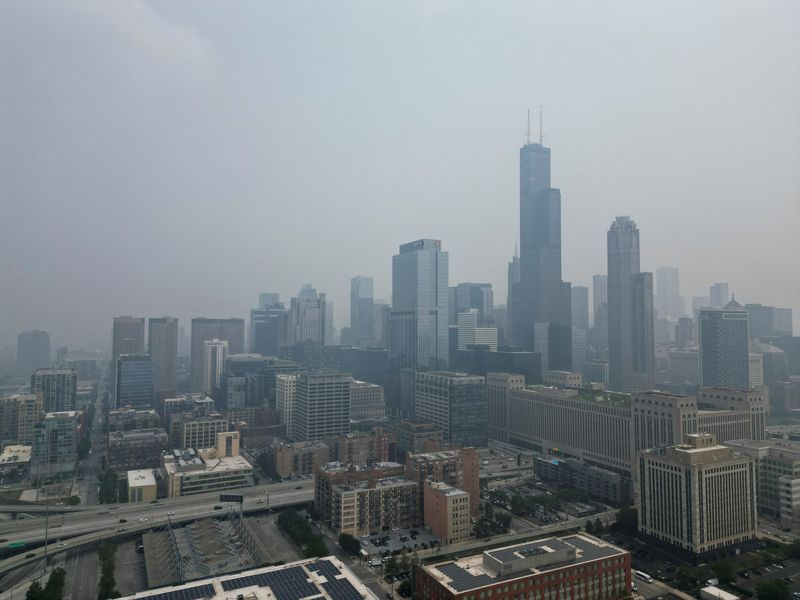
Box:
[613,507,638,535]
[385,555,399,576]
[711,560,736,586]
[484,502,494,519]
[585,520,595,534]
[77,438,91,460]
[26,581,44,600]
[44,567,66,600]
[66,495,81,506]
[98,469,118,504]
[786,540,800,560]
[399,551,410,573]
[756,580,789,600]
[593,518,603,533]
[338,533,360,556]
[397,579,412,597]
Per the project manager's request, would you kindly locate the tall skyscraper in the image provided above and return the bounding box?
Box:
[388,239,449,417]
[415,371,488,448]
[30,368,77,412]
[510,132,572,369]
[571,286,589,331]
[506,252,520,335]
[699,299,750,389]
[372,301,390,349]
[655,266,683,320]
[115,354,154,409]
[148,317,178,399]
[250,298,288,356]
[607,217,655,392]
[286,285,327,346]
[709,282,730,309]
[350,276,375,347]
[292,372,351,441]
[592,275,608,322]
[112,317,145,402]
[453,283,494,325]
[190,318,245,392]
[202,339,229,394]
[17,330,51,372]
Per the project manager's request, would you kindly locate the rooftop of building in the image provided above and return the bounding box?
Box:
[109,428,168,440]
[420,371,486,382]
[319,461,403,474]
[422,534,626,593]
[0,445,31,465]
[350,379,382,388]
[725,438,800,459]
[524,385,631,406]
[426,481,468,497]
[333,476,415,493]
[407,449,462,461]
[127,469,157,488]
[120,556,377,600]
[162,448,252,475]
[31,368,76,375]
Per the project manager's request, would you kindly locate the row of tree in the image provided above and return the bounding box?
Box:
[97,543,120,599]
[277,509,328,558]
[25,567,65,600]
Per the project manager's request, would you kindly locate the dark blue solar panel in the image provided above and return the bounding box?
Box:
[220,565,319,599]
[310,559,362,600]
[146,583,215,600]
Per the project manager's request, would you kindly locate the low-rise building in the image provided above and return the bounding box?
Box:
[315,461,405,528]
[118,556,379,600]
[0,445,31,475]
[415,534,631,600]
[266,440,330,478]
[639,433,757,558]
[127,469,158,503]
[382,420,443,459]
[423,481,471,545]
[533,456,630,506]
[406,448,480,518]
[108,407,161,432]
[330,476,418,537]
[168,411,228,450]
[327,427,396,465]
[107,428,170,471]
[161,432,253,497]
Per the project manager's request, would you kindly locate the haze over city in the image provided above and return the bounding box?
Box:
[2,0,798,351]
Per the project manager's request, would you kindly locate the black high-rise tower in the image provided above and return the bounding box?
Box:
[509,117,572,370]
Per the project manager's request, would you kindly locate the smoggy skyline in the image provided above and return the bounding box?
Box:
[1,1,798,351]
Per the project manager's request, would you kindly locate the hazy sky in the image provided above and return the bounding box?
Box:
[1,0,798,351]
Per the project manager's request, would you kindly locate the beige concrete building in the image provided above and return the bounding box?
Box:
[169,412,228,450]
[162,432,253,497]
[330,476,418,537]
[127,469,158,503]
[639,434,757,556]
[267,440,330,478]
[423,481,471,545]
[327,427,396,465]
[486,373,525,443]
[0,394,43,446]
[349,380,386,421]
[276,373,298,435]
[405,447,480,517]
[543,370,583,388]
[667,349,700,387]
[724,438,800,529]
[0,445,31,474]
[698,388,768,441]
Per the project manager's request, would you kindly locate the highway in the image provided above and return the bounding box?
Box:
[0,479,315,576]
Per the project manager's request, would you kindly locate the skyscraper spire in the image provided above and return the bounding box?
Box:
[526,109,531,145]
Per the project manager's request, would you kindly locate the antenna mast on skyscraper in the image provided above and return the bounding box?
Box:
[526,109,531,145]
[539,105,543,145]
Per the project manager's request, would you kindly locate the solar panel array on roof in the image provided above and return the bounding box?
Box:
[144,583,215,600]
[437,563,494,592]
[307,560,362,600]
[220,565,319,599]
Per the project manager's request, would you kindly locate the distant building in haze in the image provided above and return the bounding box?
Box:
[510,135,572,370]
[202,339,228,394]
[414,372,487,448]
[190,318,244,392]
[115,354,154,409]
[388,239,449,417]
[17,330,51,372]
[709,282,730,309]
[607,217,654,392]
[112,317,145,402]
[699,299,750,389]
[350,276,375,347]
[655,266,683,320]
[286,285,327,346]
[292,372,351,442]
[148,317,178,399]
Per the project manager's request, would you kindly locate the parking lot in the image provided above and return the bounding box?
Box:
[359,528,438,557]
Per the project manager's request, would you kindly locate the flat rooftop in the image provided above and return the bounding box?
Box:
[128,469,157,488]
[120,556,379,600]
[422,534,627,594]
[0,445,31,465]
